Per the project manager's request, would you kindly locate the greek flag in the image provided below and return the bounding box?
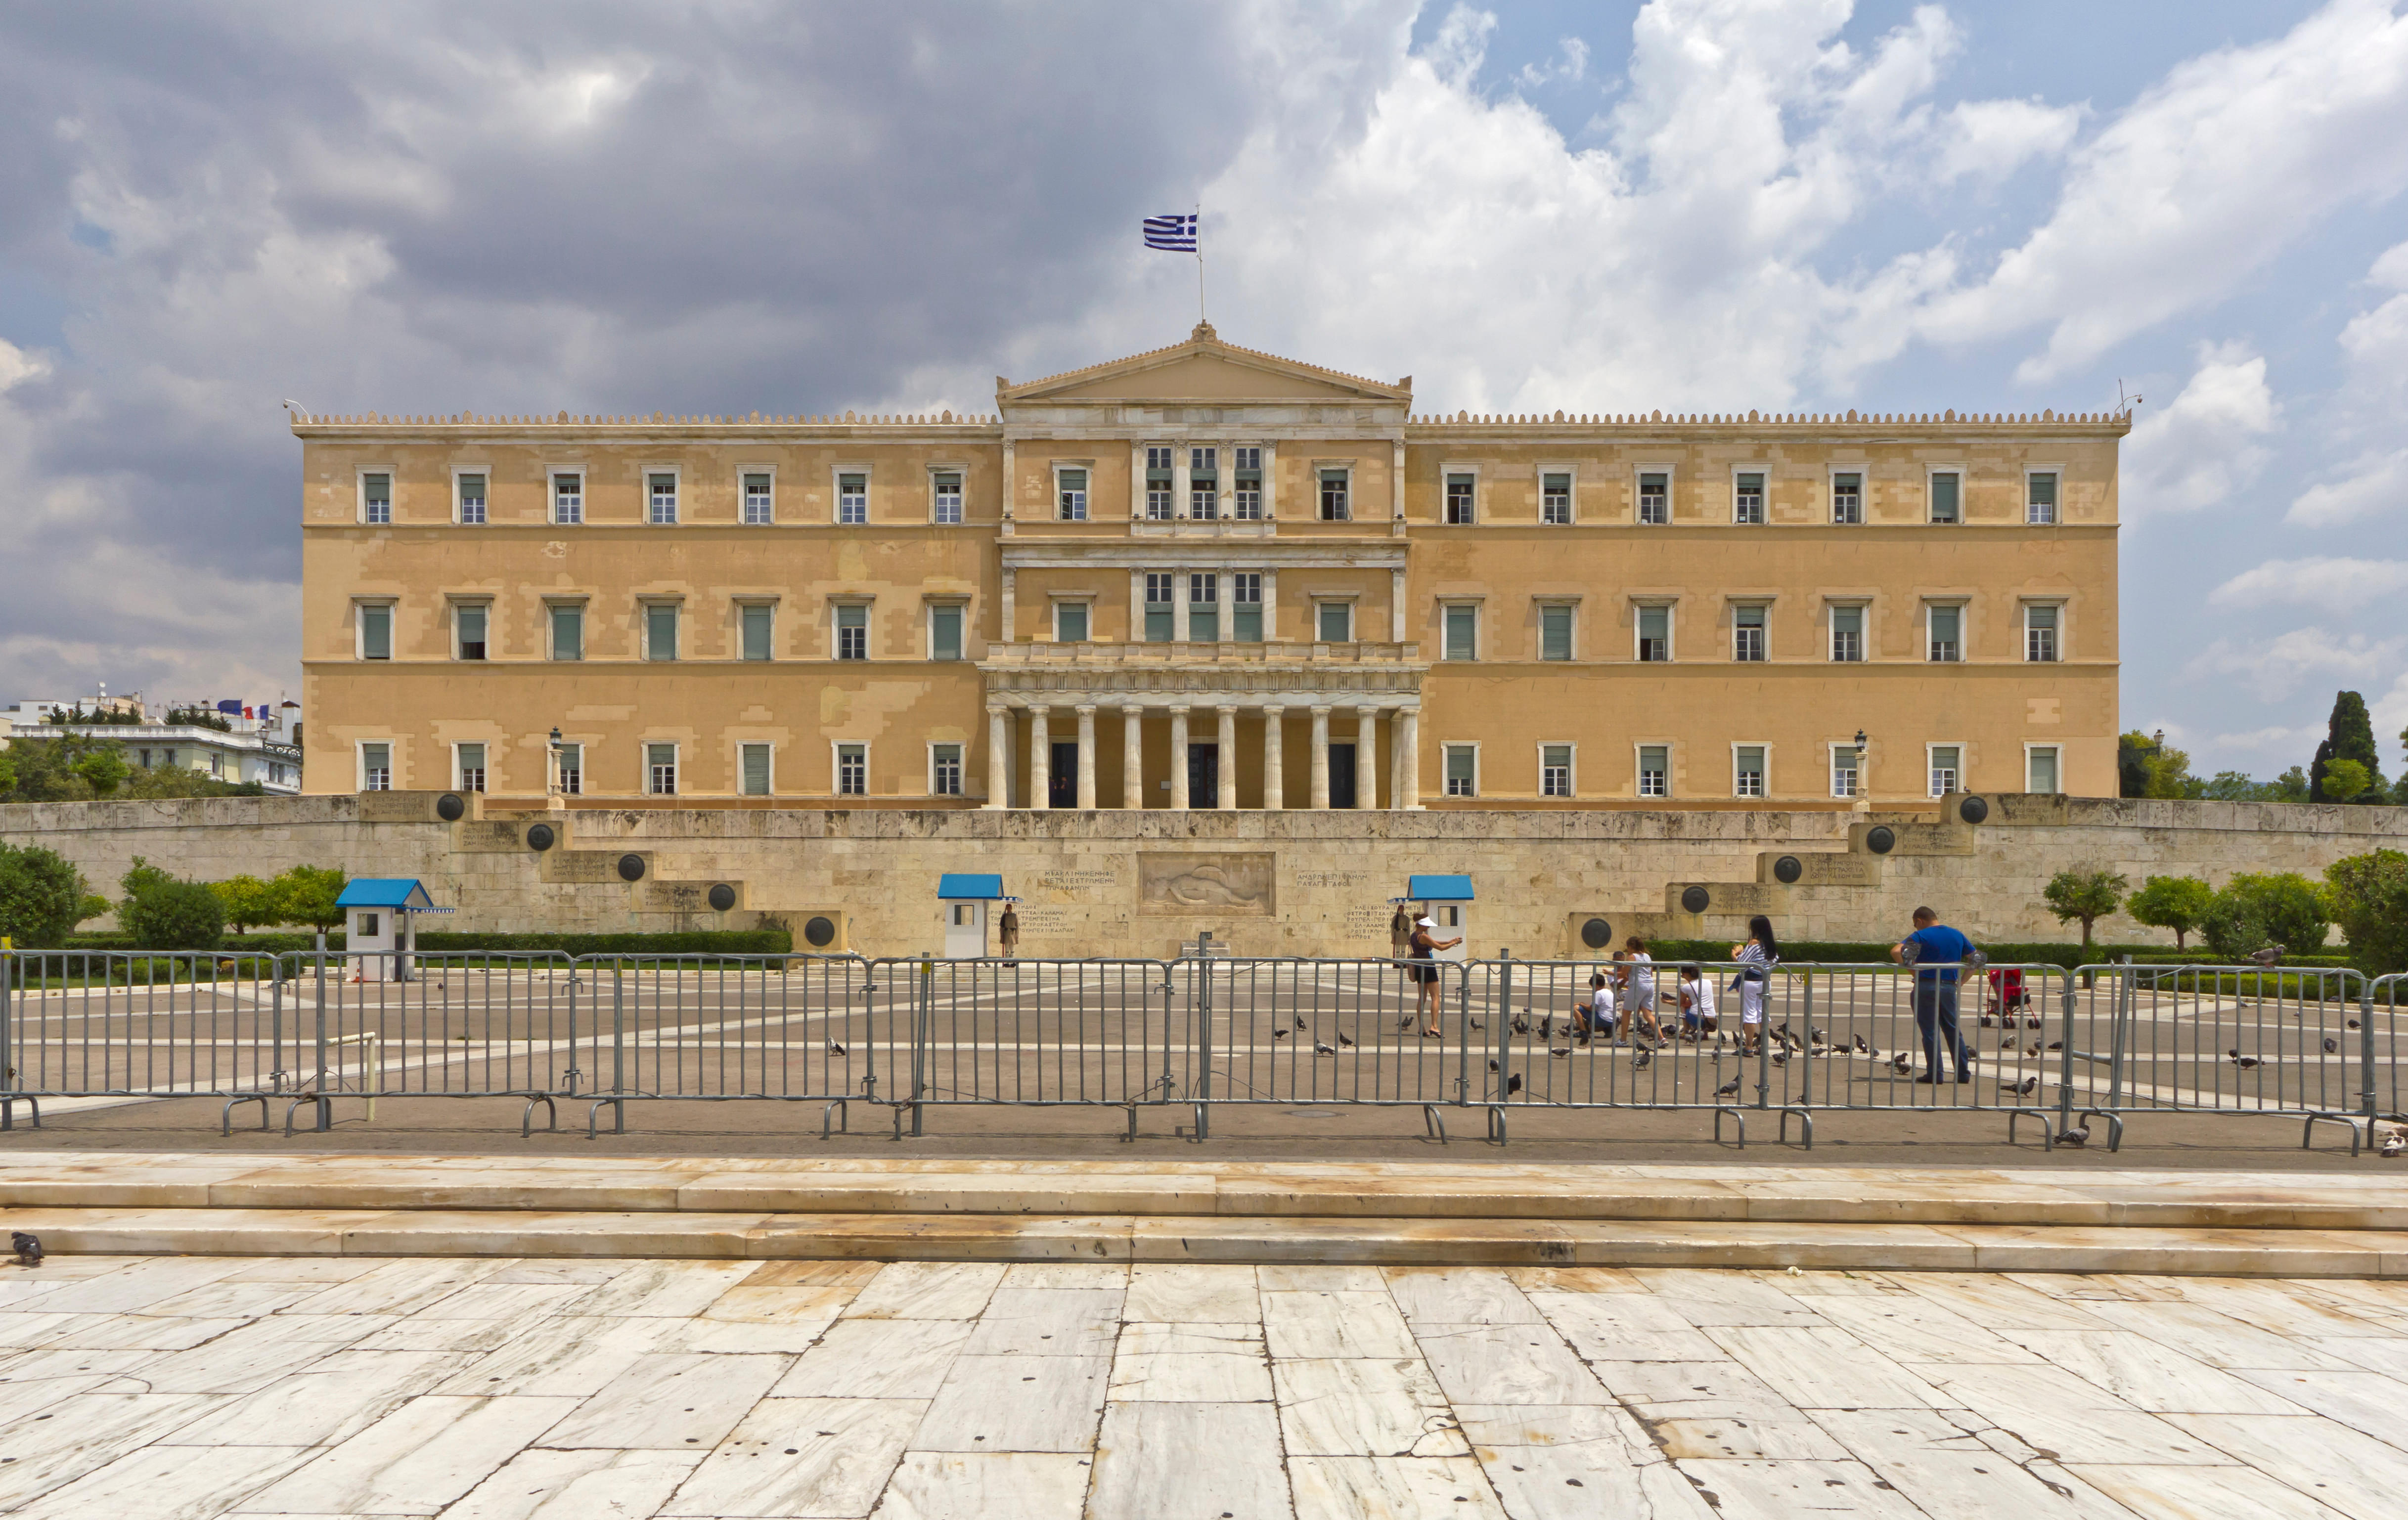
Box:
[1143,213,1198,252]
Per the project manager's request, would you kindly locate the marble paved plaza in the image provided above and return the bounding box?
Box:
[0,1256,2400,1517]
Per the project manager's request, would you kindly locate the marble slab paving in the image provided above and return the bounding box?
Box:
[9,1256,2408,1517]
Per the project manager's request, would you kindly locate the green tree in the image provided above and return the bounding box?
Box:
[2126,874,2214,951]
[2201,871,2331,959]
[273,865,347,933]
[2325,848,2408,975]
[2311,691,2385,802]
[119,860,225,951]
[2271,766,2311,803]
[72,747,129,797]
[2043,867,2129,951]
[0,747,16,795]
[2321,758,2373,803]
[76,893,112,926]
[2118,731,2204,799]
[209,874,284,935]
[121,766,265,800]
[0,843,89,948]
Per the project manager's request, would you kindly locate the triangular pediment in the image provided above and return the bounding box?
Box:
[999,323,1410,406]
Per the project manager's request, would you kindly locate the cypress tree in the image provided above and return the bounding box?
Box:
[2310,691,2384,802]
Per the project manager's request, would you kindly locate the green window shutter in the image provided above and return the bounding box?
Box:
[1540,606,1571,661]
[741,744,771,796]
[1444,606,1476,660]
[741,605,773,661]
[931,606,962,661]
[1930,472,1960,522]
[647,605,678,661]
[360,607,391,660]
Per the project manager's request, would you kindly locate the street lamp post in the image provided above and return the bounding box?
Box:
[546,726,564,808]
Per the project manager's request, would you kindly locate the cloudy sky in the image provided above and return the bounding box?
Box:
[1,0,2404,780]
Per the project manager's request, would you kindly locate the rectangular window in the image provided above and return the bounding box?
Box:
[1929,744,1961,798]
[1832,472,1863,525]
[1444,744,1476,797]
[646,604,679,662]
[1232,572,1262,641]
[1444,473,1475,525]
[744,472,774,525]
[741,604,774,661]
[1443,605,1477,661]
[358,605,392,661]
[456,742,487,794]
[931,743,963,797]
[740,743,772,797]
[552,473,582,525]
[930,471,961,524]
[1832,745,1861,799]
[2025,604,2059,662]
[1055,602,1089,643]
[1233,447,1262,520]
[2028,472,2058,525]
[1188,448,1216,520]
[556,742,582,796]
[1928,605,1961,662]
[1318,602,1352,643]
[1541,473,1571,525]
[1830,605,1864,662]
[1188,572,1218,641]
[1541,743,1572,798]
[360,742,391,792]
[930,605,963,661]
[1733,604,1765,662]
[647,742,677,796]
[457,473,487,525]
[1930,471,1960,524]
[1058,467,1089,521]
[550,605,584,662]
[1144,573,1174,641]
[648,473,678,524]
[836,743,866,796]
[1638,745,1669,798]
[1637,471,1668,525]
[1734,471,1765,525]
[2028,745,2060,794]
[456,605,488,661]
[1637,605,1670,662]
[1540,605,1572,661]
[837,472,867,524]
[363,473,391,524]
[836,604,867,660]
[1319,469,1349,521]
[1735,745,1766,798]
[1145,446,1175,521]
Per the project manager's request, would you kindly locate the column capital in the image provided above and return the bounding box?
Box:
[1168,703,1192,716]
[1308,703,1333,717]
[1355,704,1381,718]
[985,703,1008,717]
[1074,703,1097,716]
[1027,702,1051,717]
[1216,703,1240,716]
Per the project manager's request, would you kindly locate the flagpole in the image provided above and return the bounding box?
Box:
[1195,201,1206,324]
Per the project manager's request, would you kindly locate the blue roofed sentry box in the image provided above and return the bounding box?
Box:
[334,878,439,911]
[1408,874,1475,901]
[937,873,1005,900]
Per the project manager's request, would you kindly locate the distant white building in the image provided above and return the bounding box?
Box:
[4,695,303,794]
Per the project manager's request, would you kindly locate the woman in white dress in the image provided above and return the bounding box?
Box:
[1729,915,1779,1055]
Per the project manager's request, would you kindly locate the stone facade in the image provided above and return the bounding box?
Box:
[296,323,2122,812]
[9,794,2397,959]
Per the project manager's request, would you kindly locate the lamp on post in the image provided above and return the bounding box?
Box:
[1852,729,1870,809]
[546,727,564,807]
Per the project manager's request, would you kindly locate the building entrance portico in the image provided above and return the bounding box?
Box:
[979,642,1425,811]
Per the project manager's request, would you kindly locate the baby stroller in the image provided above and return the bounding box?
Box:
[1987,966,2028,1018]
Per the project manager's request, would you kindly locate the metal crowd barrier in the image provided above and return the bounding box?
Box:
[0,948,2398,1152]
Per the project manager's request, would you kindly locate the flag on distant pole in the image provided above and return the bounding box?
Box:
[1145,210,1205,323]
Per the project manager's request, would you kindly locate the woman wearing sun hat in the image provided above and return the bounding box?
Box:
[1410,914,1462,1037]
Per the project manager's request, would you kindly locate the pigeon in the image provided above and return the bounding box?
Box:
[1770,1051,1787,1067]
[2007,1076,2038,1097]
[1469,1020,1483,1031]
[1314,1042,1336,1057]
[2348,1019,2363,1031]
[2002,1037,2019,1050]
[1271,1028,1290,1040]
[1890,1052,1914,1075]
[2248,944,2285,967]
[1338,1032,1356,1048]
[1539,1016,1554,1040]
[1512,1015,1531,1035]
[1716,1077,1742,1097]
[1852,1034,1872,1054]
[2323,1038,2339,1054]
[2026,1041,2043,1056]
[9,1232,40,1267]
[825,1041,846,1057]
[1400,1014,1418,1032]
[2056,1123,2090,1148]
[1811,1027,1828,1046]
[2383,1133,2405,1159]
[1293,1015,1308,1031]
[1551,1046,1571,1058]
[2226,1048,2241,1059]
[2237,1056,2260,1070]
[1633,1049,1651,1072]
[1487,1059,1499,1072]
[1507,1074,1523,1095]
[2047,1041,2063,1051]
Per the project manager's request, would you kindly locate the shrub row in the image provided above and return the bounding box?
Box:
[47,928,792,957]
[1617,939,2363,972]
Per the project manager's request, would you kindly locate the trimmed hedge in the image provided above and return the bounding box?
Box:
[52,928,792,957]
[1617,939,2364,972]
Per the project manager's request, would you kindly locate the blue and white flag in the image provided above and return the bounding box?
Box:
[1143,213,1198,252]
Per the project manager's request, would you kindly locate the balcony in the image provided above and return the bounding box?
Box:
[982,640,1421,666]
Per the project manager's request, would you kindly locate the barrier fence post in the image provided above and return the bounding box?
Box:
[1,949,13,1109]
[312,943,331,1132]
[2055,966,2079,1132]
[2363,977,2381,1129]
[1193,932,1213,1140]
[1494,950,1514,1099]
[1454,959,1472,1107]
[913,955,932,1138]
[564,957,581,1097]
[270,955,286,1093]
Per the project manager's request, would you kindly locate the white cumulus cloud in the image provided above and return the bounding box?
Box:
[2210,557,2408,612]
[2184,626,2408,702]
[2121,343,2278,515]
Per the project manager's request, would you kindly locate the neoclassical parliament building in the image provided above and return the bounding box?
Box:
[297,324,2120,809]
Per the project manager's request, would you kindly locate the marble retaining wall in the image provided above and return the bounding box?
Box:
[4,793,2400,960]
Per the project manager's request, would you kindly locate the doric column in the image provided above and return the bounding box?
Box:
[1121,705,1144,809]
[1355,706,1380,810]
[1398,706,1421,810]
[1029,705,1052,811]
[984,704,1009,810]
[1168,706,1191,810]
[1216,706,1238,810]
[1263,705,1285,809]
[1075,705,1097,809]
[1309,706,1332,809]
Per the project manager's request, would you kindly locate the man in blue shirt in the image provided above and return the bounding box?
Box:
[1892,906,1975,1084]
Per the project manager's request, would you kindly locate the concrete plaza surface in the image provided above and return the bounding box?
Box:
[0,1254,2401,1518]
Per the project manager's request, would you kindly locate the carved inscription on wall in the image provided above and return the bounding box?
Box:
[1037,870,1120,893]
[1137,853,1276,916]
